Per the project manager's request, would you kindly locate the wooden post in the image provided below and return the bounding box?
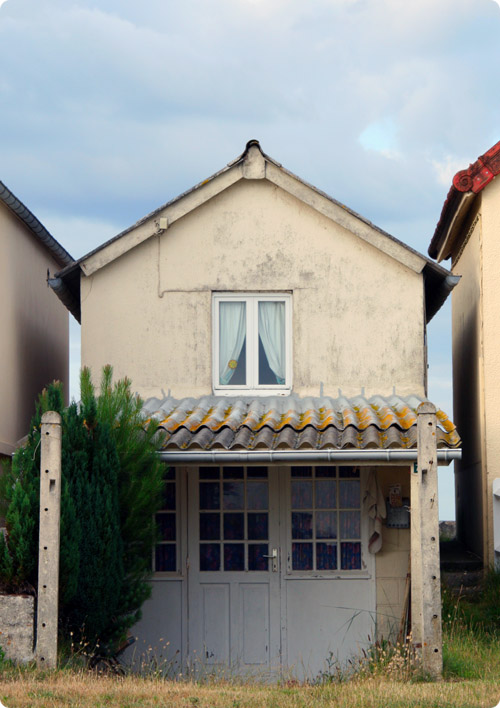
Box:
[411,402,442,679]
[36,411,62,669]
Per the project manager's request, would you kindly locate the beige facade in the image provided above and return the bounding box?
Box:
[0,193,70,456]
[429,142,500,565]
[54,142,456,675]
[80,147,428,401]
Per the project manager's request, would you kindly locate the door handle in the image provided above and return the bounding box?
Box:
[263,548,278,572]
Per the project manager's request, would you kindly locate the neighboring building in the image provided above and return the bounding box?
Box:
[52,141,460,678]
[429,140,500,567]
[0,181,72,458]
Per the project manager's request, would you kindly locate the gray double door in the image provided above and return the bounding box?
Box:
[186,465,374,679]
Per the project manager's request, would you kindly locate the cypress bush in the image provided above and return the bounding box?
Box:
[0,366,165,652]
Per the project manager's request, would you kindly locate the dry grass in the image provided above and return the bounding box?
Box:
[0,669,499,708]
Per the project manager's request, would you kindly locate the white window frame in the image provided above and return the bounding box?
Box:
[213,292,292,395]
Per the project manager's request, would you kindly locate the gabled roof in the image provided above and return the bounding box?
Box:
[51,140,456,323]
[0,180,73,268]
[143,392,460,453]
[429,140,500,261]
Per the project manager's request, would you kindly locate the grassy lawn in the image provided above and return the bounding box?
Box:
[2,576,500,708]
[0,669,500,708]
[1,627,500,708]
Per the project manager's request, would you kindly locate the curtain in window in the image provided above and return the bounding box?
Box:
[258,301,286,384]
[219,302,246,385]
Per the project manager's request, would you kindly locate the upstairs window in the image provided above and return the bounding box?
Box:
[213,293,291,394]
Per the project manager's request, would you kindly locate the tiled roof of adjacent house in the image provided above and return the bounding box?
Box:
[142,394,460,451]
[429,139,500,260]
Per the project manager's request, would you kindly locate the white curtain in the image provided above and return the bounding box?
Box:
[258,301,286,384]
[219,302,246,385]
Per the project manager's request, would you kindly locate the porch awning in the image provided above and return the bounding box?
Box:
[143,393,460,452]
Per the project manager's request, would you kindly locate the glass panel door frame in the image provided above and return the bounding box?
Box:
[186,465,282,674]
[280,466,374,579]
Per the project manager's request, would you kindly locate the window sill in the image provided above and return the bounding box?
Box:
[213,388,292,397]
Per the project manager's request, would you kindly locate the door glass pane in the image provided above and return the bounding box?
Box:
[155,467,177,573]
[292,543,313,570]
[291,466,312,477]
[339,466,360,478]
[249,544,268,571]
[157,512,176,541]
[339,480,360,509]
[340,511,361,538]
[248,512,268,540]
[247,467,268,478]
[200,513,220,540]
[224,513,244,540]
[223,482,244,509]
[224,543,244,571]
[292,481,312,509]
[200,482,220,510]
[341,542,361,570]
[292,512,313,539]
[316,511,337,539]
[162,482,176,510]
[317,542,337,570]
[199,467,220,479]
[200,544,220,571]
[155,544,176,572]
[219,301,246,385]
[258,301,286,385]
[223,466,244,479]
[247,482,268,510]
[316,466,336,478]
[315,480,336,509]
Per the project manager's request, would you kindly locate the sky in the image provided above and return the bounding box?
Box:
[2,0,500,519]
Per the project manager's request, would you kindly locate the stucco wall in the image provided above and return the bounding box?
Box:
[479,177,500,564]
[450,211,484,558]
[0,203,69,454]
[375,467,410,640]
[81,179,426,399]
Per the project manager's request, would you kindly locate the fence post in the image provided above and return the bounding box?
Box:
[412,401,442,679]
[36,411,62,669]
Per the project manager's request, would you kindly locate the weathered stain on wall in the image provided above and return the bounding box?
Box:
[0,203,69,454]
[450,209,484,560]
[81,179,426,401]
[478,176,500,564]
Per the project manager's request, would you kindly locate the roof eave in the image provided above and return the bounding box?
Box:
[48,266,81,323]
[71,140,434,279]
[0,181,73,268]
[429,139,500,262]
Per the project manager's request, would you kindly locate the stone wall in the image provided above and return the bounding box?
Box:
[0,595,34,663]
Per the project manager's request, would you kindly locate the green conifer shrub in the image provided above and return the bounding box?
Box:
[0,367,165,652]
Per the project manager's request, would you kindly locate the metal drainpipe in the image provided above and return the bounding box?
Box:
[158,449,461,465]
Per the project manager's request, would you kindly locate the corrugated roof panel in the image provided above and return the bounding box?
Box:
[145,393,460,452]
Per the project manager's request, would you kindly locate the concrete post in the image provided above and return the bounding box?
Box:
[36,411,62,669]
[412,402,442,679]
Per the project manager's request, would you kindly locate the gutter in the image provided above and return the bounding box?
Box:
[159,448,461,465]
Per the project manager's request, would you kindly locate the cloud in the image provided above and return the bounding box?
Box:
[0,0,496,251]
[431,155,468,187]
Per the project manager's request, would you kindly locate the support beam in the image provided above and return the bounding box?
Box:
[36,411,62,669]
[411,402,442,679]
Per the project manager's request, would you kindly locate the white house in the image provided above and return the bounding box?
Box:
[52,141,460,679]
